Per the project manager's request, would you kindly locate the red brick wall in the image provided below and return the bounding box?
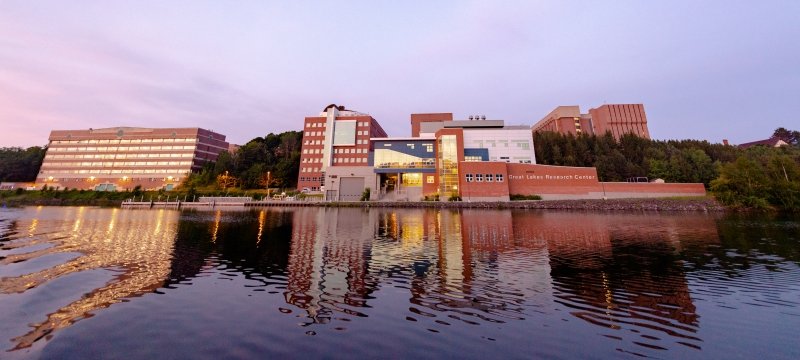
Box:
[459,162,510,199]
[411,113,452,137]
[600,182,705,195]
[507,164,602,195]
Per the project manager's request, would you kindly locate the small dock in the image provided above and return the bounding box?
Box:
[121,196,323,209]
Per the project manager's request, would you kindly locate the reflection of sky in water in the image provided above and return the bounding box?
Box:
[0,207,798,359]
[0,207,180,350]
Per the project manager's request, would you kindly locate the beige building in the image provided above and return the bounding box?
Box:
[37,127,229,191]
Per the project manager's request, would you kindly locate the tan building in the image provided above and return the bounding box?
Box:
[37,127,229,191]
[533,104,651,140]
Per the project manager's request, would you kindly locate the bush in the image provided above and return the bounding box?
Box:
[360,187,371,201]
[423,194,440,201]
[447,194,462,202]
[510,194,543,201]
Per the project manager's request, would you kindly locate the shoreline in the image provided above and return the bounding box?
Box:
[2,197,726,212]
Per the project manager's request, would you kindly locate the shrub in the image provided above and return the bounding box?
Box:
[360,187,371,201]
[510,194,543,201]
[447,194,462,202]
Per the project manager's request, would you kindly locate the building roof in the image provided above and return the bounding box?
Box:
[738,137,789,149]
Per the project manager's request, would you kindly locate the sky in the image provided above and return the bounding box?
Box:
[1,1,798,147]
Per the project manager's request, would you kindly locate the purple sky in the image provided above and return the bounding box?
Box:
[1,1,798,147]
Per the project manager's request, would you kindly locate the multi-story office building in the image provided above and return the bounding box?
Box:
[37,127,229,191]
[297,104,388,192]
[533,104,651,140]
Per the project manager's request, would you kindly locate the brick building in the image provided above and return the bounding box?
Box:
[297,104,388,193]
[533,104,651,140]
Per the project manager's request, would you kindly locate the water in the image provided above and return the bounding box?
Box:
[0,206,798,359]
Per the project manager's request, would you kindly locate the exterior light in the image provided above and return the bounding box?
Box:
[47,176,54,181]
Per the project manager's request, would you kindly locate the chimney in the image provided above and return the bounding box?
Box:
[723,139,729,146]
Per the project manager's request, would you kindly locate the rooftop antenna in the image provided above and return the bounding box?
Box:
[481,115,486,120]
[468,115,474,120]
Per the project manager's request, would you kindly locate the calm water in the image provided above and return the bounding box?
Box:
[0,206,799,359]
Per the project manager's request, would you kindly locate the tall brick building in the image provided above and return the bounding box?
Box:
[296,104,387,192]
[533,104,650,140]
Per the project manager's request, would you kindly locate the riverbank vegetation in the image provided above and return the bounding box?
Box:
[534,128,800,211]
[0,147,46,182]
[180,131,302,191]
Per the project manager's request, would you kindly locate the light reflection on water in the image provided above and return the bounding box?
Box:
[0,206,798,359]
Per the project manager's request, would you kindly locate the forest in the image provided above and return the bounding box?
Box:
[181,131,302,191]
[0,147,46,182]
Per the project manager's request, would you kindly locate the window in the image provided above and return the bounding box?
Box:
[476,174,483,182]
[466,173,473,182]
[496,174,504,182]
[486,174,493,182]
[424,144,433,152]
[427,176,434,184]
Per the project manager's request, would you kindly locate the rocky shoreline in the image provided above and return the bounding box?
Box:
[320,197,725,212]
[2,197,726,212]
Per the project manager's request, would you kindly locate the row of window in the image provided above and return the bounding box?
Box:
[465,173,505,183]
[40,169,190,175]
[304,130,371,137]
[335,148,367,154]
[298,176,324,182]
[300,167,321,173]
[305,121,370,128]
[51,138,197,145]
[43,161,193,167]
[46,153,194,160]
[334,157,367,164]
[48,145,196,152]
[41,177,182,182]
[468,140,531,149]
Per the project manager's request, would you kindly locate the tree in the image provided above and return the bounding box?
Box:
[217,171,239,190]
[772,127,800,145]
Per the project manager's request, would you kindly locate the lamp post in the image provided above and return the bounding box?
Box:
[266,171,271,199]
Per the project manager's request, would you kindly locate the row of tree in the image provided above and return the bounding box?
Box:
[533,132,738,186]
[0,147,46,182]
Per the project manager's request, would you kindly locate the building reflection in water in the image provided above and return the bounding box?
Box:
[0,206,726,353]
[285,208,378,324]
[0,207,180,350]
[286,208,719,350]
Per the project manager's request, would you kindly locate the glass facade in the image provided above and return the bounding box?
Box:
[374,149,434,169]
[437,135,459,195]
[401,173,422,187]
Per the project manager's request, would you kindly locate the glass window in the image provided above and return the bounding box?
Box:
[486,174,493,182]
[466,173,473,182]
[496,174,504,182]
[476,174,483,182]
[333,120,357,145]
[438,135,459,195]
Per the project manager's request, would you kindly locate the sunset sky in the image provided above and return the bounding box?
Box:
[1,1,798,147]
